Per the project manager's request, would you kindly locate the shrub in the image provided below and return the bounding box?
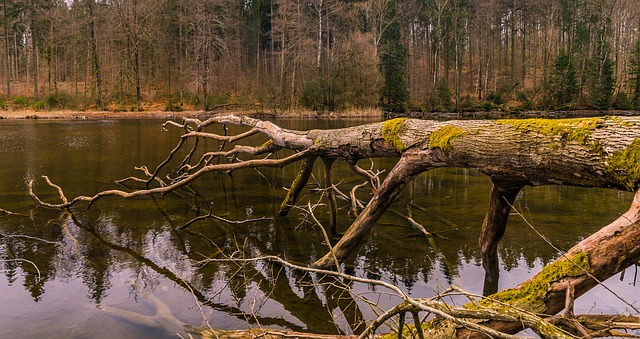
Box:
[476,100,499,111]
[46,94,59,108]
[12,96,29,108]
[613,91,633,110]
[33,101,46,111]
[165,102,183,112]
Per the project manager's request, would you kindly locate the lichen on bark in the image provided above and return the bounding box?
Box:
[496,117,605,152]
[428,125,467,152]
[382,118,407,152]
[481,252,591,313]
[605,138,640,190]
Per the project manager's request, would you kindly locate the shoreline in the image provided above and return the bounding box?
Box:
[1,109,639,120]
[0,109,384,120]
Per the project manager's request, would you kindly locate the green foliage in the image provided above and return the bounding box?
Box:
[0,99,6,110]
[475,100,499,111]
[457,95,476,111]
[486,91,504,105]
[164,102,183,112]
[544,49,578,109]
[46,94,59,108]
[429,79,453,112]
[11,96,29,108]
[517,92,533,110]
[613,91,633,110]
[33,101,46,111]
[300,77,346,111]
[378,0,409,113]
[586,50,615,110]
[45,93,75,109]
[207,93,231,106]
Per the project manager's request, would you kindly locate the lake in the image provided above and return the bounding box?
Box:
[0,118,637,337]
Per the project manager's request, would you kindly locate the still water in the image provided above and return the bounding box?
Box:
[0,118,637,337]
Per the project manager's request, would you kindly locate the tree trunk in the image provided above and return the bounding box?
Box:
[3,0,10,97]
[87,0,103,110]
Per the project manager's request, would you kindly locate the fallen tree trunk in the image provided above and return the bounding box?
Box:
[25,114,640,337]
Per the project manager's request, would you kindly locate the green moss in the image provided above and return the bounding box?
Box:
[482,252,591,312]
[496,117,604,151]
[382,118,407,152]
[605,138,640,191]
[429,125,467,152]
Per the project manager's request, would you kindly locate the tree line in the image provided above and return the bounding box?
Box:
[1,0,640,113]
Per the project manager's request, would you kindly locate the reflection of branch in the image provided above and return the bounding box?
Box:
[197,255,538,339]
[0,258,41,281]
[0,232,60,245]
[0,208,29,217]
[66,212,302,330]
[176,203,272,230]
[304,201,342,273]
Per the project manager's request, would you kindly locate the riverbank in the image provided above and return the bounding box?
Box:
[1,108,639,120]
[0,107,385,120]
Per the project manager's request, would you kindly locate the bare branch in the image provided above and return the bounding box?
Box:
[29,149,314,209]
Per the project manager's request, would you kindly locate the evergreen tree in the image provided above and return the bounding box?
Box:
[378,0,409,113]
[586,38,615,110]
[545,49,578,108]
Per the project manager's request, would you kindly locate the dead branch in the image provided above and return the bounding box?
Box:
[196,254,592,339]
[348,160,382,192]
[28,149,314,209]
[279,156,317,216]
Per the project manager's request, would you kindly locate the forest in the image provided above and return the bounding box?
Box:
[1,0,640,114]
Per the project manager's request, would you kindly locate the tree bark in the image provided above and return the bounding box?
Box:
[479,180,523,295]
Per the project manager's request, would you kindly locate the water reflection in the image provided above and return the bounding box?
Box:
[0,119,637,337]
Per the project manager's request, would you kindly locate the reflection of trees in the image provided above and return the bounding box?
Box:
[1,146,634,334]
[0,210,64,301]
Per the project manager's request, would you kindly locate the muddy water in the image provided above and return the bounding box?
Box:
[0,118,636,337]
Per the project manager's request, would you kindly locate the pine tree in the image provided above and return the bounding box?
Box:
[586,39,615,110]
[378,0,409,113]
[545,49,578,108]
